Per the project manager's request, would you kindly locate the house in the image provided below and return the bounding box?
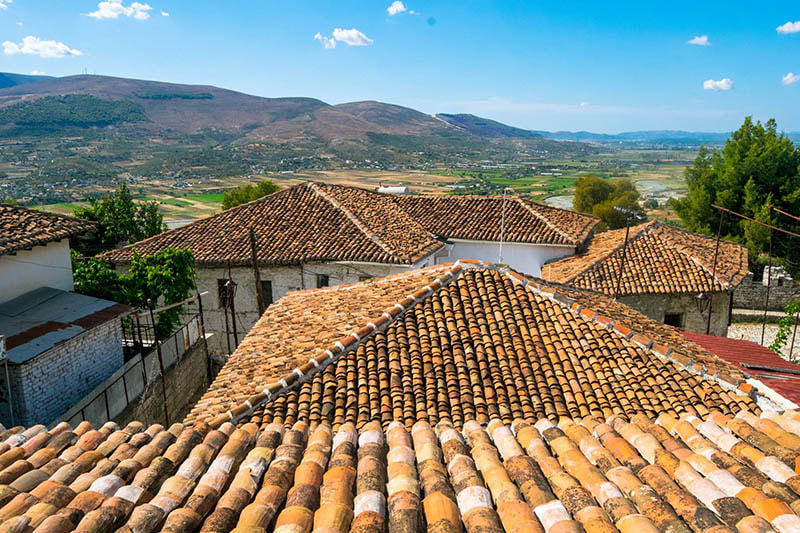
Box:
[543,220,750,336]
[0,261,798,533]
[105,182,597,353]
[0,205,130,426]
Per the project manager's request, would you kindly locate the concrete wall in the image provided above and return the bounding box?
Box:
[0,319,124,427]
[733,271,800,311]
[443,239,575,277]
[114,337,209,428]
[619,291,732,336]
[0,240,73,304]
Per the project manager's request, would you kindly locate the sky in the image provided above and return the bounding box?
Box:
[1,0,800,133]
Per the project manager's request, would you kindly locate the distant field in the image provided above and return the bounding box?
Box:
[185,192,225,204]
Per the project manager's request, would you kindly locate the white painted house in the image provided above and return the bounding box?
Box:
[0,205,130,426]
[106,182,598,354]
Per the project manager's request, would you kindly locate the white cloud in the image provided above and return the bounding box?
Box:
[314,32,336,49]
[30,70,46,75]
[332,28,373,46]
[16,21,22,26]
[688,35,711,46]
[3,36,82,58]
[777,21,800,34]
[387,1,406,15]
[579,101,590,107]
[703,78,734,91]
[0,0,12,10]
[160,10,168,16]
[87,0,153,20]
[782,72,800,85]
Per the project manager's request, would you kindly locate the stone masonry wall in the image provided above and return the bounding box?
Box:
[4,319,124,427]
[619,291,731,336]
[115,336,210,427]
[733,272,800,311]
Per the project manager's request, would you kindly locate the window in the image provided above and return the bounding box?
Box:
[316,274,330,288]
[217,279,230,308]
[663,313,683,328]
[358,275,372,282]
[260,280,274,307]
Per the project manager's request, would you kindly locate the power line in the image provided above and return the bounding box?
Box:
[712,205,800,239]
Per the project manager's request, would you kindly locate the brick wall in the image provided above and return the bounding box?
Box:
[2,319,124,427]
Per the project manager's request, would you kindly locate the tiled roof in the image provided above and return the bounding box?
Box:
[393,194,598,246]
[0,204,96,257]
[682,331,800,406]
[104,182,443,266]
[544,221,750,297]
[104,184,599,265]
[0,263,799,532]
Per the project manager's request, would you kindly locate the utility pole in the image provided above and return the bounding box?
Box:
[499,187,510,263]
[761,206,774,345]
[612,206,642,300]
[226,260,239,348]
[705,213,724,335]
[249,228,264,315]
[147,299,169,426]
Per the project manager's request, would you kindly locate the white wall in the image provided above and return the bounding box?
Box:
[0,240,73,304]
[441,239,575,277]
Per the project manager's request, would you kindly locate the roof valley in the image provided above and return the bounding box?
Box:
[516,199,575,245]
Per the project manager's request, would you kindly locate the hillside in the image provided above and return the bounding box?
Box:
[0,72,52,89]
[435,113,541,139]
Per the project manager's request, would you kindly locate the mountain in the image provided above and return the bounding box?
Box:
[434,113,541,139]
[0,72,52,90]
[534,129,800,146]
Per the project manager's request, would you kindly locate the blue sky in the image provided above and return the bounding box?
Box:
[2,1,800,133]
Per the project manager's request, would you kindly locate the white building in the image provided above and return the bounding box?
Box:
[106,182,598,354]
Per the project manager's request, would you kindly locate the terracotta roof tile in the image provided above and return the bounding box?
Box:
[104,184,599,265]
[545,221,750,296]
[393,195,598,246]
[0,205,95,257]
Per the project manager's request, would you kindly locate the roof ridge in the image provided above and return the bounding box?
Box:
[516,198,575,244]
[654,224,736,291]
[563,221,655,284]
[308,182,402,262]
[205,262,465,428]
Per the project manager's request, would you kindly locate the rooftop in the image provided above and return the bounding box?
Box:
[682,330,800,407]
[544,221,750,297]
[0,204,96,257]
[104,182,599,266]
[0,287,131,364]
[0,263,798,532]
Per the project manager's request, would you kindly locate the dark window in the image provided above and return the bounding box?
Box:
[663,313,683,328]
[316,274,330,288]
[260,280,274,307]
[777,278,784,287]
[359,275,372,282]
[218,279,230,308]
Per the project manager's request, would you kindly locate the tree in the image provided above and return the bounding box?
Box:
[221,180,280,210]
[72,248,196,338]
[73,183,166,253]
[573,175,644,230]
[670,117,800,275]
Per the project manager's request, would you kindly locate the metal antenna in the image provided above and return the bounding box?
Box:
[499,187,511,263]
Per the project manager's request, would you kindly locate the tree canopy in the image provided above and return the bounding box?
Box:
[573,175,644,230]
[72,248,196,338]
[669,117,800,275]
[73,183,165,254]
[221,180,280,210]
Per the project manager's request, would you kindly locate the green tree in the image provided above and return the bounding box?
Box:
[573,175,644,230]
[72,248,196,338]
[221,180,280,210]
[74,183,166,253]
[670,117,800,275]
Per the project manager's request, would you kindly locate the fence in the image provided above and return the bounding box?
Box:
[53,312,205,428]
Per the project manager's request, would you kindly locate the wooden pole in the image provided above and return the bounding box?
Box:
[762,206,774,345]
[706,213,724,335]
[196,289,211,382]
[613,224,631,300]
[147,299,169,426]
[249,228,264,315]
[789,310,799,361]
[227,260,239,348]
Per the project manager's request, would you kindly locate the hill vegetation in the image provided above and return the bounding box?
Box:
[0,95,147,127]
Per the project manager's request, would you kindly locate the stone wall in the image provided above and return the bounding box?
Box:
[1,319,124,427]
[733,271,800,311]
[115,336,210,427]
[619,291,732,336]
